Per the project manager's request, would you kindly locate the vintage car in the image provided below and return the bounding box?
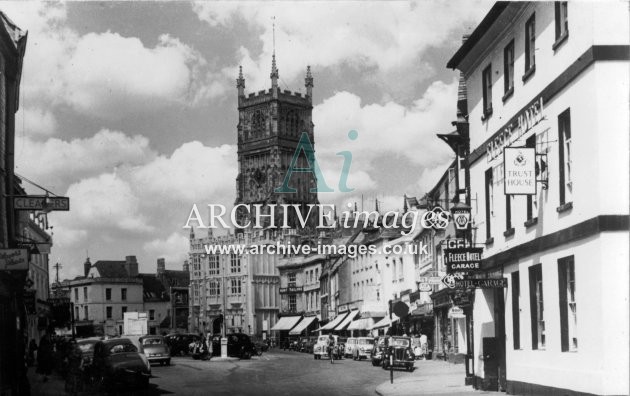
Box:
[76,338,99,367]
[313,335,344,360]
[210,333,258,359]
[91,338,151,390]
[353,337,376,360]
[344,338,357,358]
[381,336,415,371]
[370,336,387,366]
[164,333,200,356]
[139,335,171,366]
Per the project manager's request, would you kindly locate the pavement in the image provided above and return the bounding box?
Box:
[375,360,502,396]
[27,366,66,396]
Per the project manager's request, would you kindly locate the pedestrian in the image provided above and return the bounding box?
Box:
[419,333,428,359]
[27,339,38,367]
[36,328,54,382]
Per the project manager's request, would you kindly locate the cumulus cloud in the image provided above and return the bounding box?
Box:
[61,173,155,233]
[16,106,58,137]
[194,0,491,91]
[131,141,237,204]
[312,79,457,205]
[143,232,190,267]
[4,2,223,120]
[15,129,155,191]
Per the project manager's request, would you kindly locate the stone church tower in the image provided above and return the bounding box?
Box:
[234,55,319,229]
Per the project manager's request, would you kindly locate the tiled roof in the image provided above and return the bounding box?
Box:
[93,261,128,278]
[159,270,189,287]
[139,274,168,302]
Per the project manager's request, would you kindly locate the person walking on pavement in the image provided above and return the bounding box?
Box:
[36,328,54,382]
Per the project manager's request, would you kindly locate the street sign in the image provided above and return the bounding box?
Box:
[504,147,536,195]
[441,273,464,289]
[428,276,442,285]
[418,283,432,292]
[0,249,28,270]
[445,247,483,273]
[456,277,508,289]
[14,196,70,211]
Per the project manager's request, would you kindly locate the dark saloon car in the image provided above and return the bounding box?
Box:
[140,335,171,366]
[164,333,200,356]
[381,336,415,371]
[76,338,99,367]
[91,338,151,389]
[210,333,258,359]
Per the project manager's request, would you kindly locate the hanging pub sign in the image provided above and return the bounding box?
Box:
[504,147,536,195]
[455,277,508,289]
[444,247,483,273]
[0,249,28,271]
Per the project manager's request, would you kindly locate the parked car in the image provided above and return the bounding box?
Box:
[210,333,258,359]
[140,335,171,366]
[313,335,344,360]
[345,338,357,358]
[76,338,99,367]
[353,337,376,360]
[371,337,387,366]
[165,333,200,356]
[381,336,415,371]
[91,338,151,390]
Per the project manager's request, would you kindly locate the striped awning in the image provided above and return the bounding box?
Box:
[270,316,302,331]
[334,310,360,331]
[370,315,400,330]
[347,317,376,331]
[318,312,349,331]
[289,316,317,335]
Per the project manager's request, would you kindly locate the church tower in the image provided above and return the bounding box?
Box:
[234,57,319,230]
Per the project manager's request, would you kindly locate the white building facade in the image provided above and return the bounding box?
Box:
[448,2,629,395]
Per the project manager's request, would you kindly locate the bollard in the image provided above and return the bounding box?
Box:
[390,354,394,384]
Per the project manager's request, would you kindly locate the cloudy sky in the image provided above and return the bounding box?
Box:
[1,1,492,279]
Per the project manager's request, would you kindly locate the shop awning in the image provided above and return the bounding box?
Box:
[334,310,360,331]
[289,316,317,335]
[318,312,349,331]
[370,315,400,330]
[270,316,302,331]
[347,317,376,331]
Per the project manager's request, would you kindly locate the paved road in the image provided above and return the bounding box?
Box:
[145,349,413,396]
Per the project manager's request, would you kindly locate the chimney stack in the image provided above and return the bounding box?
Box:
[125,255,138,277]
[84,257,91,277]
[157,258,165,275]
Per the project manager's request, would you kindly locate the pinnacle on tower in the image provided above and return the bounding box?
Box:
[270,54,279,87]
[305,65,313,87]
[237,65,245,97]
[305,65,313,101]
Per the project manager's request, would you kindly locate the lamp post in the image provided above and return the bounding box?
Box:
[221,257,228,358]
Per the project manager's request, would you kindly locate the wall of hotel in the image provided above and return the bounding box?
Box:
[465,2,628,394]
[495,233,629,395]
